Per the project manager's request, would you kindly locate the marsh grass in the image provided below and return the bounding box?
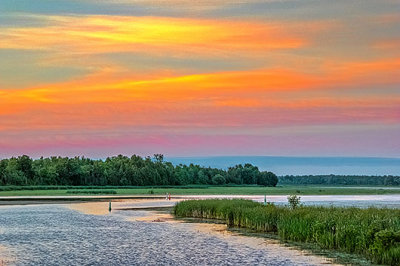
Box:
[174,199,400,265]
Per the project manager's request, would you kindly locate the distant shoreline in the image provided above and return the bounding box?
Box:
[2,185,400,199]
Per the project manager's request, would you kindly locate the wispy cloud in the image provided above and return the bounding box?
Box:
[1,56,399,136]
[0,15,310,57]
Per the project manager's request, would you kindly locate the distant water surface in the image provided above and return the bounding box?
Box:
[183,194,400,208]
[168,156,400,175]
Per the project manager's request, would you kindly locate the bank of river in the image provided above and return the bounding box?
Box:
[2,194,400,208]
[0,201,338,265]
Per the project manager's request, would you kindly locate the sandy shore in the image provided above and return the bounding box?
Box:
[67,198,180,215]
[0,245,15,265]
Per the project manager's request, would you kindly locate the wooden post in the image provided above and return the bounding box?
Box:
[109,200,112,212]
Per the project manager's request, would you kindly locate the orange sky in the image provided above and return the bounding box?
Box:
[0,1,399,157]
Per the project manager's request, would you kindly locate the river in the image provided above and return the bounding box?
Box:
[0,200,337,266]
[3,194,399,265]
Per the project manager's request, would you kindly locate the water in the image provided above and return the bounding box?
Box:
[3,193,399,265]
[168,156,400,175]
[184,194,400,208]
[4,193,400,209]
[0,204,334,265]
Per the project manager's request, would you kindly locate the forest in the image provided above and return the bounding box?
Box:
[0,155,278,187]
[279,174,400,186]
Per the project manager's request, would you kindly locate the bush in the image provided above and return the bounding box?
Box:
[287,195,301,209]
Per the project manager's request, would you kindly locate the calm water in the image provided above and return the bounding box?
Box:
[168,156,400,175]
[0,204,334,266]
[184,194,400,208]
[3,194,398,265]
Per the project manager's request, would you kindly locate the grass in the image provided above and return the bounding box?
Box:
[174,199,400,265]
[1,185,400,196]
[66,190,117,194]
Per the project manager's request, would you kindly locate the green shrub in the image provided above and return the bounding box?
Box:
[287,195,301,209]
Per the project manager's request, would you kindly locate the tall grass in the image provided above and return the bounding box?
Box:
[174,199,400,265]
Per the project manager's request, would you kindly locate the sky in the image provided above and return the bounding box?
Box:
[0,0,399,158]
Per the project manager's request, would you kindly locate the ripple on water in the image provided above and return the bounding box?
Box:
[0,204,337,265]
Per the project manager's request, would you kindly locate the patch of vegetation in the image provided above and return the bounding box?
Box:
[2,185,400,196]
[66,190,117,194]
[174,199,400,265]
[287,195,301,209]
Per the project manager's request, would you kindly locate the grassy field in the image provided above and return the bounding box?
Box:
[1,185,400,196]
[174,199,400,265]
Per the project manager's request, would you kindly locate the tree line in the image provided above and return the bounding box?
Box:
[279,174,400,186]
[0,155,278,187]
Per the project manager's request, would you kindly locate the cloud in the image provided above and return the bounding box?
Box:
[0,15,308,57]
[0,56,399,136]
[373,39,400,51]
[0,4,399,157]
[2,56,398,104]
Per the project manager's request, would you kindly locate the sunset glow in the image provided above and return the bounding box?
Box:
[0,0,399,157]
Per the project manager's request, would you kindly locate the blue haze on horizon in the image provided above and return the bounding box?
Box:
[167,156,400,176]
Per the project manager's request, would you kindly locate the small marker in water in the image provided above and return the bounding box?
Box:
[109,200,112,212]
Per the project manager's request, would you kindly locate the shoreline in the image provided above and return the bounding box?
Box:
[2,194,400,207]
[0,195,167,205]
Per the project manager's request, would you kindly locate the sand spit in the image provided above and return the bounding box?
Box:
[0,245,15,266]
[132,211,179,223]
[67,199,180,215]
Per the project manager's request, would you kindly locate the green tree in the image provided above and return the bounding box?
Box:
[257,171,278,187]
[3,158,27,185]
[0,154,280,187]
[212,174,226,185]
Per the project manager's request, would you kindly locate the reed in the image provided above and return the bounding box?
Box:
[174,199,400,265]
